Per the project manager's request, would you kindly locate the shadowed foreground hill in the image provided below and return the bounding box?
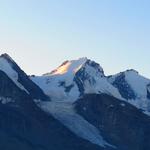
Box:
[75,94,150,150]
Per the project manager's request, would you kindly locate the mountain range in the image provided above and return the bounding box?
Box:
[0,53,150,150]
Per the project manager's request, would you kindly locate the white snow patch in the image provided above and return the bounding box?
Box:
[0,97,13,104]
[83,106,87,111]
[31,76,80,102]
[33,99,41,103]
[109,104,114,108]
[120,103,126,107]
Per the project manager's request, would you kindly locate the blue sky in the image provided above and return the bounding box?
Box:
[0,0,150,77]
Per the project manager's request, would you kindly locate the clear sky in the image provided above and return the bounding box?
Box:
[0,0,150,77]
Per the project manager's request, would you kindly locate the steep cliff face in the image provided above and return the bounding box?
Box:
[75,94,150,150]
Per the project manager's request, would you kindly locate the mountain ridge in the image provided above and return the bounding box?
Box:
[0,53,150,150]
[31,57,150,115]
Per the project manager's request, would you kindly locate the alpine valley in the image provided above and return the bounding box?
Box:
[0,53,150,150]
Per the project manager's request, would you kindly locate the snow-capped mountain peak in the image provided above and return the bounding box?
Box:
[108,69,150,98]
[108,69,150,114]
[44,57,105,77]
[0,53,29,93]
[31,57,122,102]
[47,57,88,76]
[1,53,16,64]
[0,53,49,102]
[44,57,105,83]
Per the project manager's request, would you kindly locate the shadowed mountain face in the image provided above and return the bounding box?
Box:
[0,102,104,150]
[75,94,150,150]
[108,72,136,100]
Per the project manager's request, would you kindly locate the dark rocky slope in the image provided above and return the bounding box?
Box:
[75,94,150,150]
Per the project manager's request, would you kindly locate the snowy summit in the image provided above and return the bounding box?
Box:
[31,57,122,102]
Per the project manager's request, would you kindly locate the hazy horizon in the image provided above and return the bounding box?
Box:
[0,1,150,77]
